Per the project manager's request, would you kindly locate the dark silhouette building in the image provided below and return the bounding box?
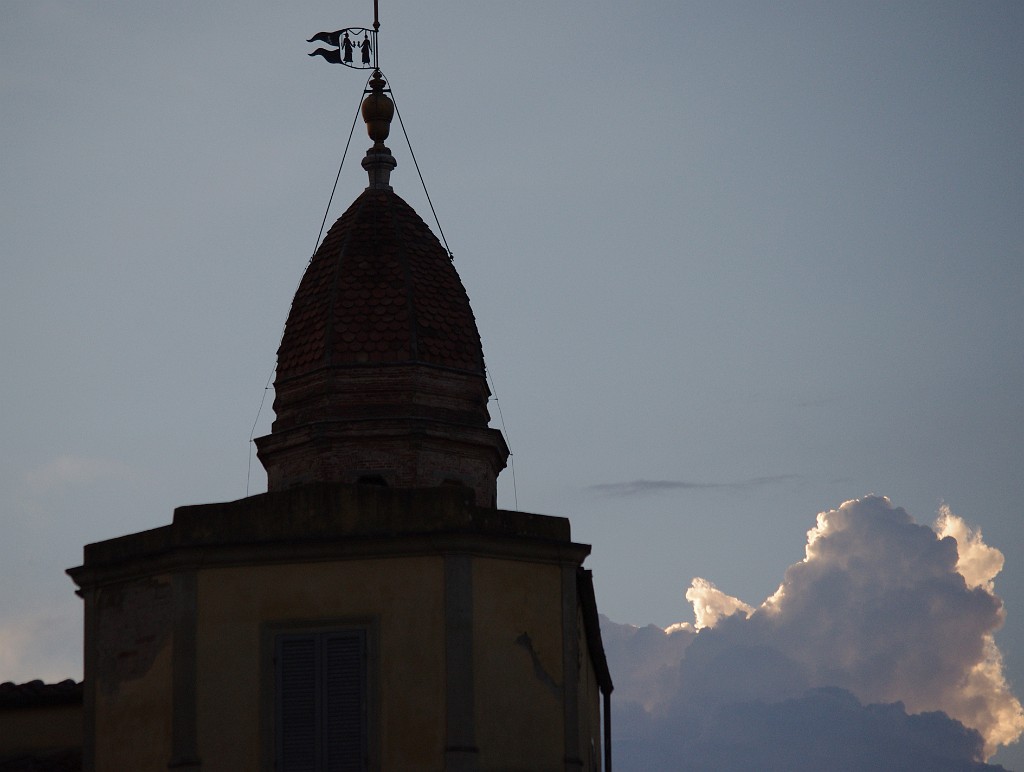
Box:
[0,72,612,771]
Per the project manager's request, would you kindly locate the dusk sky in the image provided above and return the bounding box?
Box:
[3,2,1022,768]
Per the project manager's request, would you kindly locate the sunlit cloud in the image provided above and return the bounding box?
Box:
[603,496,1024,768]
[684,577,753,630]
[935,503,1004,593]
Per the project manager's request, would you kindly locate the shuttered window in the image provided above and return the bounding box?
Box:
[275,630,367,772]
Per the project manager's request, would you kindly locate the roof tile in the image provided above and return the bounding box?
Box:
[276,189,485,381]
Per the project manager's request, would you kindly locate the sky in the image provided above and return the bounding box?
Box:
[2,1,1022,768]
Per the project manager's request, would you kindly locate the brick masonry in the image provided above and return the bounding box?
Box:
[258,187,508,506]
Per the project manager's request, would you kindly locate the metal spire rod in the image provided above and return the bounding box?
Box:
[372,0,380,67]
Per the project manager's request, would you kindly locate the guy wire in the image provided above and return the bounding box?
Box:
[386,79,515,507]
[486,368,518,511]
[246,77,370,497]
[389,88,454,261]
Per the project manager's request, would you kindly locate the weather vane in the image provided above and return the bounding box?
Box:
[307,0,380,70]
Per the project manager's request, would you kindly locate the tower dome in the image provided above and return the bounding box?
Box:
[256,72,508,506]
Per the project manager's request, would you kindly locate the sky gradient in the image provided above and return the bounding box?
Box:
[3,1,1022,767]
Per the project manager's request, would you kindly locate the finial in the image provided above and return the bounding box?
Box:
[360,70,397,189]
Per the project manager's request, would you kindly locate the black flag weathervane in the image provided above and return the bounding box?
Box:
[308,0,380,70]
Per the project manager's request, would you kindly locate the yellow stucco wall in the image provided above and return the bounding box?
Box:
[472,557,565,770]
[83,545,602,771]
[91,574,174,772]
[195,556,446,771]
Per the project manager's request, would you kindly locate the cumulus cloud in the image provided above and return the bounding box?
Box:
[684,577,753,630]
[935,503,1004,593]
[613,685,1001,772]
[604,496,1024,769]
[600,617,694,711]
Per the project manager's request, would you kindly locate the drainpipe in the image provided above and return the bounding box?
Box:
[603,689,612,771]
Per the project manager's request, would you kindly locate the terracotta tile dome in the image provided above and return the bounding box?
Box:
[276,188,485,380]
[256,71,508,505]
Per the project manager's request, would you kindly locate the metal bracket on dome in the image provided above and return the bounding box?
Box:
[308,1,381,70]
